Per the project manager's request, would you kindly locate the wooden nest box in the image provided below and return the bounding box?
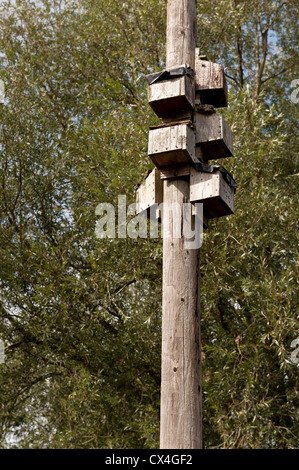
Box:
[148,122,199,168]
[146,66,195,118]
[195,113,233,160]
[195,51,228,108]
[190,164,236,218]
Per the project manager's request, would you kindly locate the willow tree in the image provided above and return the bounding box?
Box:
[0,0,298,448]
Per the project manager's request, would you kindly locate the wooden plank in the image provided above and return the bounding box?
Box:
[160,163,191,180]
[195,113,233,159]
[162,110,193,124]
[190,167,234,218]
[136,168,163,219]
[148,123,198,168]
[195,50,228,108]
[149,119,192,130]
[148,74,195,118]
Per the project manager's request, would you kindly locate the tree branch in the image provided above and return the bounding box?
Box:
[253,19,269,103]
[113,278,136,296]
[261,63,296,84]
[237,36,244,88]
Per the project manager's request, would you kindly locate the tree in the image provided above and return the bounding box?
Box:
[0,0,297,448]
[0,0,164,448]
[198,0,299,448]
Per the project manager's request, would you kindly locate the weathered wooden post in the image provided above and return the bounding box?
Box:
[136,0,236,449]
[160,0,202,449]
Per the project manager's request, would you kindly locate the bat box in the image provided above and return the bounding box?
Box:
[195,56,228,108]
[148,75,195,117]
[146,66,195,118]
[195,112,233,160]
[190,165,235,218]
[148,122,198,168]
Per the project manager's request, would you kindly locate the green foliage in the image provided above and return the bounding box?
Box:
[0,0,298,449]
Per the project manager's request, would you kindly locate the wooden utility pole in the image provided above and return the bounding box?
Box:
[165,0,197,71]
[160,0,202,449]
[160,181,202,449]
[136,0,235,451]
